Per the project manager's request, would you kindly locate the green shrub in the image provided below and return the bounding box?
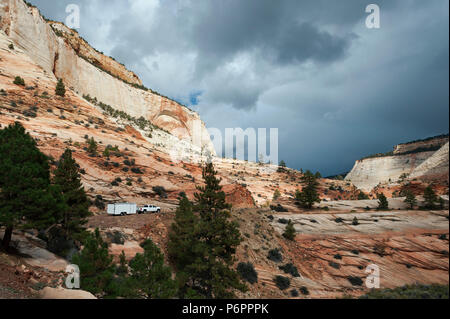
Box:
[279,263,300,277]
[55,79,66,97]
[360,284,449,299]
[13,76,25,86]
[347,276,364,286]
[153,186,167,198]
[274,276,290,290]
[267,248,283,263]
[300,286,310,295]
[237,262,258,284]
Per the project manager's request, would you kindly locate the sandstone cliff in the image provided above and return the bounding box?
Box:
[346,136,449,192]
[0,0,215,154]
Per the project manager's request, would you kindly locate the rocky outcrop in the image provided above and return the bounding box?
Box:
[345,151,433,192]
[410,142,449,181]
[394,135,448,155]
[39,287,97,299]
[0,0,215,155]
[346,136,449,192]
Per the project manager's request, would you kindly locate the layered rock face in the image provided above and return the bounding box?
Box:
[410,142,449,181]
[346,137,449,192]
[394,135,448,155]
[0,0,215,155]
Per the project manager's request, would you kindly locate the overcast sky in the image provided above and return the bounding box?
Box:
[28,0,449,176]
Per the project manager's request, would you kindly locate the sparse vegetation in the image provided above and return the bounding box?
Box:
[279,263,300,277]
[267,248,283,263]
[404,191,417,209]
[13,76,25,86]
[377,193,389,210]
[273,189,281,201]
[296,170,321,209]
[347,276,364,286]
[55,79,66,97]
[274,276,290,290]
[237,262,258,284]
[282,220,296,241]
[360,284,449,299]
[423,186,438,209]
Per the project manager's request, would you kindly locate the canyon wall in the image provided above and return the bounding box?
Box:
[345,152,434,192]
[394,135,448,155]
[0,0,215,154]
[346,136,449,192]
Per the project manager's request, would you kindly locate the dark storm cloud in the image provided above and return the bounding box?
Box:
[27,0,449,176]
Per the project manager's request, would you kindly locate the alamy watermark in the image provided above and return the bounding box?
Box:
[365,264,380,289]
[65,264,80,289]
[65,4,80,29]
[366,4,381,29]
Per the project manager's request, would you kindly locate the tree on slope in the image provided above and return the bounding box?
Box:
[55,79,66,97]
[128,239,177,299]
[169,163,247,298]
[283,220,296,241]
[404,191,417,210]
[377,193,389,210]
[168,194,201,298]
[72,228,115,295]
[53,149,91,240]
[0,122,62,250]
[423,186,438,209]
[296,170,321,209]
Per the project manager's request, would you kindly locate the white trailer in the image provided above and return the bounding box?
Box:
[107,203,138,216]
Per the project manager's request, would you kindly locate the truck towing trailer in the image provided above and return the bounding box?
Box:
[107,203,137,216]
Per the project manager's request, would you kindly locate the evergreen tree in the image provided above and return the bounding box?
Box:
[0,122,62,250]
[170,163,246,299]
[128,239,177,299]
[283,220,296,241]
[404,191,417,209]
[377,193,389,210]
[55,79,66,97]
[71,228,115,295]
[423,186,438,209]
[277,160,287,172]
[296,170,321,209]
[53,149,91,240]
[87,137,97,155]
[273,189,281,201]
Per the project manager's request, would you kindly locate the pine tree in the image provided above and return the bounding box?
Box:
[377,193,389,210]
[283,220,296,241]
[0,122,62,250]
[87,137,97,155]
[53,149,91,240]
[170,163,246,299]
[423,186,438,209]
[128,239,177,299]
[71,228,115,295]
[168,195,198,271]
[273,189,281,201]
[404,191,417,209]
[296,170,321,209]
[55,79,66,97]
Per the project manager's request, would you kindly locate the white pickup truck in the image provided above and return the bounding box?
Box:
[138,204,161,214]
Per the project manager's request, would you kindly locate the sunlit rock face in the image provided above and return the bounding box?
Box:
[346,137,449,192]
[0,0,215,155]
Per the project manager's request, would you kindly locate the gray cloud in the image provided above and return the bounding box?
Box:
[27,0,449,176]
